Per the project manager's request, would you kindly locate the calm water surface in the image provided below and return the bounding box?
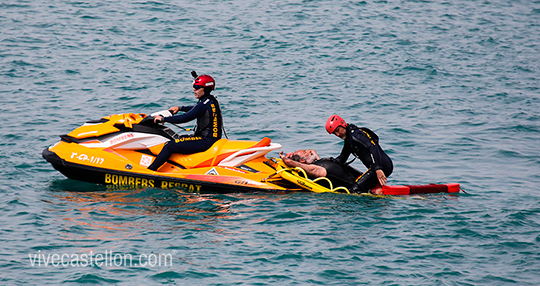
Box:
[1,0,540,285]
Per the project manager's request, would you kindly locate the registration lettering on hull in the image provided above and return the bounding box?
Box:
[104,173,203,192]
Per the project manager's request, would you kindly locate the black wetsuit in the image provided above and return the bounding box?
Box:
[335,124,393,193]
[148,94,223,171]
[311,158,361,189]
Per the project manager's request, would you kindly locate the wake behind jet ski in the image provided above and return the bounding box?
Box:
[42,110,298,193]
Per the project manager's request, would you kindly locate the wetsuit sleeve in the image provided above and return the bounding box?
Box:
[351,131,383,171]
[179,106,194,112]
[163,102,204,124]
[335,142,351,165]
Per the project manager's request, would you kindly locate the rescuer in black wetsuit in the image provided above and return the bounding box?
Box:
[148,73,223,171]
[325,114,393,194]
[279,149,360,189]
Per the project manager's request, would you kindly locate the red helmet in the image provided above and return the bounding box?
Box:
[325,114,347,134]
[193,74,215,90]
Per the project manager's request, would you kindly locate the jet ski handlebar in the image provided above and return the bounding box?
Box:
[139,110,192,132]
[138,110,173,127]
[150,110,173,118]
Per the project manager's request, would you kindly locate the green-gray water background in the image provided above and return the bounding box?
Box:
[1,0,540,285]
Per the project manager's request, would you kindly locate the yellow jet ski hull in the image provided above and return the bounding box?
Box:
[42,112,299,193]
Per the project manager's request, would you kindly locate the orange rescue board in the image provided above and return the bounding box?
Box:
[377,183,460,195]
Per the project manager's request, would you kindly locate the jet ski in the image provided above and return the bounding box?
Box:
[42,111,299,193]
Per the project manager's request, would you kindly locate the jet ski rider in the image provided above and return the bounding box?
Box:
[326,115,393,193]
[148,73,223,171]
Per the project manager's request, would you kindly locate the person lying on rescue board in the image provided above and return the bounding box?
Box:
[279,149,385,195]
[279,149,361,192]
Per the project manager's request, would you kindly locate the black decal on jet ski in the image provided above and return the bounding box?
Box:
[236,164,260,173]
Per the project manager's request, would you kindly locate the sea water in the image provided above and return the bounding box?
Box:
[1,0,540,285]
